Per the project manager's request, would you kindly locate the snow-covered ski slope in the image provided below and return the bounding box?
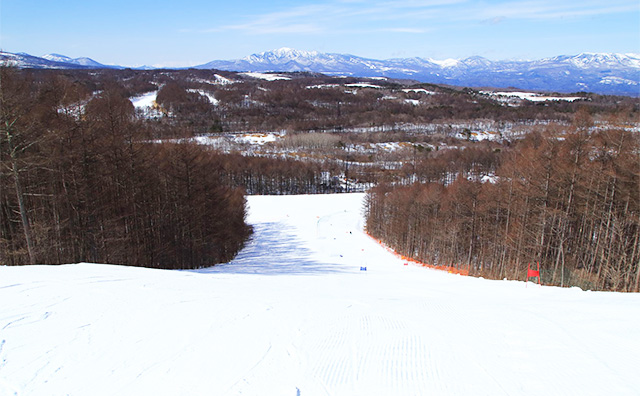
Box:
[1,193,639,396]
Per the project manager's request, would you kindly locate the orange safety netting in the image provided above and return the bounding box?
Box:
[366,233,469,276]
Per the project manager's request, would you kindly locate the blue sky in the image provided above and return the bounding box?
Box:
[2,0,639,67]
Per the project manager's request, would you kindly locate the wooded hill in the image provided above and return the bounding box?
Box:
[0,68,251,269]
[366,130,639,292]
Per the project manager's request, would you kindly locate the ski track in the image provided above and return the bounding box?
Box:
[1,193,640,395]
[303,310,450,395]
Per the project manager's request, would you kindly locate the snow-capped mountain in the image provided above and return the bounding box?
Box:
[2,49,638,96]
[543,53,640,69]
[0,51,119,70]
[42,53,106,68]
[41,53,74,63]
[197,47,387,75]
[198,48,640,96]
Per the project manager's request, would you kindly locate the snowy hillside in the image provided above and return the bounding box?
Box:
[1,194,640,396]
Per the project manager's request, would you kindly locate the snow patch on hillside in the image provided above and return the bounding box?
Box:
[241,72,291,81]
[345,83,383,89]
[482,91,584,102]
[187,89,219,105]
[306,84,341,89]
[191,74,236,85]
[600,76,639,86]
[131,91,157,108]
[130,91,164,119]
[403,88,436,95]
[178,131,284,149]
[233,132,280,145]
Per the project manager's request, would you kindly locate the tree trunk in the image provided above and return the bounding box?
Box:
[11,159,36,264]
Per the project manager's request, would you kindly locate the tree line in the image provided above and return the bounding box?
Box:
[1,68,251,269]
[365,129,639,291]
[21,68,639,139]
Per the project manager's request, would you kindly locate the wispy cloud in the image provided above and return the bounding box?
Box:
[470,0,639,21]
[481,16,506,25]
[214,4,346,35]
[202,0,465,35]
[196,0,638,36]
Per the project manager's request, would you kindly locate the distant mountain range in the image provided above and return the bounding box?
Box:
[0,51,120,70]
[2,48,639,96]
[41,53,109,68]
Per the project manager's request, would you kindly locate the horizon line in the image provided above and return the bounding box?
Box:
[3,48,640,70]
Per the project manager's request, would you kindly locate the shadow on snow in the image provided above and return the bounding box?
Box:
[195,222,346,275]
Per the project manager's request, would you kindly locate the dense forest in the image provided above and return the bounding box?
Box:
[1,66,638,288]
[0,68,251,269]
[366,129,639,291]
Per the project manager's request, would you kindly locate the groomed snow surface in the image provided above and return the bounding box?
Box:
[130,91,158,109]
[1,194,639,396]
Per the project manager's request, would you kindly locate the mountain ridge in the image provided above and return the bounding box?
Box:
[2,48,638,96]
[0,51,119,70]
[42,53,107,68]
[199,48,640,96]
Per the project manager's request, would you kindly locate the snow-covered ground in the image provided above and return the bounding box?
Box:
[344,83,383,89]
[190,74,236,85]
[482,91,583,102]
[240,72,291,81]
[306,84,341,89]
[130,91,165,119]
[187,89,219,105]
[1,194,639,396]
[402,88,436,95]
[130,91,158,109]
[164,131,285,150]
